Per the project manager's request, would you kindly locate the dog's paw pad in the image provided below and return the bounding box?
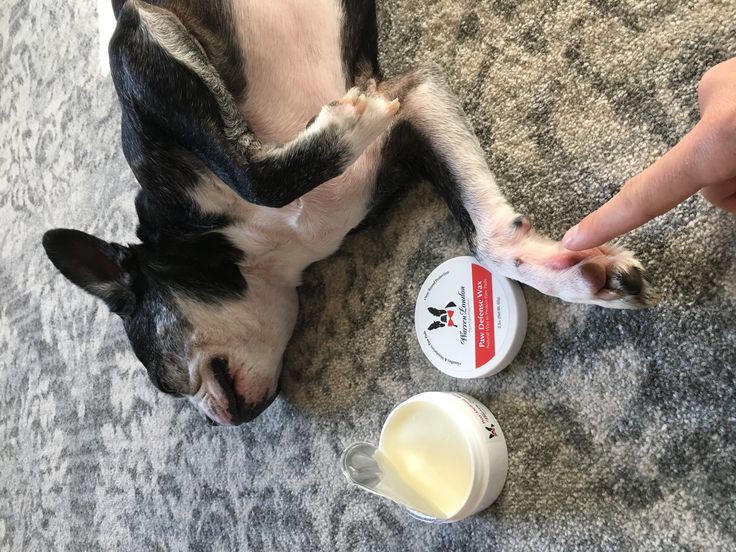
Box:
[579,253,659,308]
[323,90,397,127]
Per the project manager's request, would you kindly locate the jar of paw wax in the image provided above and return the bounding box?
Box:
[414,257,527,377]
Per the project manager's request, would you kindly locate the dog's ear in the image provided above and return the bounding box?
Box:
[42,229,138,316]
[428,321,444,331]
[428,307,444,316]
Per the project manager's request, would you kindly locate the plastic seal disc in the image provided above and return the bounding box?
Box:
[414,256,527,378]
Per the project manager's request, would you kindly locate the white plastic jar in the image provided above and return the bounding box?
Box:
[376,392,509,522]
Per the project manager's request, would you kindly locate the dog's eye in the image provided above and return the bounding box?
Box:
[151,374,177,395]
[159,377,176,394]
[159,382,177,395]
[210,356,228,372]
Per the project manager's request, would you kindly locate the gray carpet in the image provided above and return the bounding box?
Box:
[2,1,735,550]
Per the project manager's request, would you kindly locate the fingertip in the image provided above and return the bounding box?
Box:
[563,220,609,251]
[562,224,582,250]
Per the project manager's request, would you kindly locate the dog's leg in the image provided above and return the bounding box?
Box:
[376,67,657,308]
[110,1,398,209]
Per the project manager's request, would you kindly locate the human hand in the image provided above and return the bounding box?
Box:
[563,57,736,251]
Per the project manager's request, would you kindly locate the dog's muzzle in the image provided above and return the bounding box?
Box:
[209,361,280,425]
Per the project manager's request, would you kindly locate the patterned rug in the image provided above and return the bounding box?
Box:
[1,1,735,550]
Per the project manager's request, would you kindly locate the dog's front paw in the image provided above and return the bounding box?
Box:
[482,227,659,309]
[547,245,659,309]
[313,87,400,156]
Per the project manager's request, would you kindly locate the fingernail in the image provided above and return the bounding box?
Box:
[563,224,579,249]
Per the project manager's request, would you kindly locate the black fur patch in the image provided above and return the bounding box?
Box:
[374,120,477,249]
[340,0,380,84]
[134,193,246,303]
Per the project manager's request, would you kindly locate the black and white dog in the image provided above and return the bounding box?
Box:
[42,0,656,426]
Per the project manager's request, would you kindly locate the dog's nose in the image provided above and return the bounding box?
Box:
[208,356,277,425]
[228,389,279,425]
[209,356,241,419]
[210,356,234,392]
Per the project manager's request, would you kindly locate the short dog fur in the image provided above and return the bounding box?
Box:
[42,0,656,425]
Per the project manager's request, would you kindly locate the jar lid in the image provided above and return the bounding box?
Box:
[414,256,527,378]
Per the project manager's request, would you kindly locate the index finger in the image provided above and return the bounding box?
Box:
[563,122,716,250]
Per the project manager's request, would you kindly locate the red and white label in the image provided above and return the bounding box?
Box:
[472,263,495,368]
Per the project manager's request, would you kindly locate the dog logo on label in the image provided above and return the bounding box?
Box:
[485,424,497,439]
[427,302,458,331]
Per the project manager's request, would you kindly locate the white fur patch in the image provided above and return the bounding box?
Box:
[189,138,384,287]
[177,279,299,423]
[403,80,519,242]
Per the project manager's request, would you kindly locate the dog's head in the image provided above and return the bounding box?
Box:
[427,302,457,331]
[42,228,298,425]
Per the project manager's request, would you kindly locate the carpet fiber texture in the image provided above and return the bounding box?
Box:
[1,1,735,550]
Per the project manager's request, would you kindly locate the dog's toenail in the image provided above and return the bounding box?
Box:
[355,94,368,114]
[610,267,643,295]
